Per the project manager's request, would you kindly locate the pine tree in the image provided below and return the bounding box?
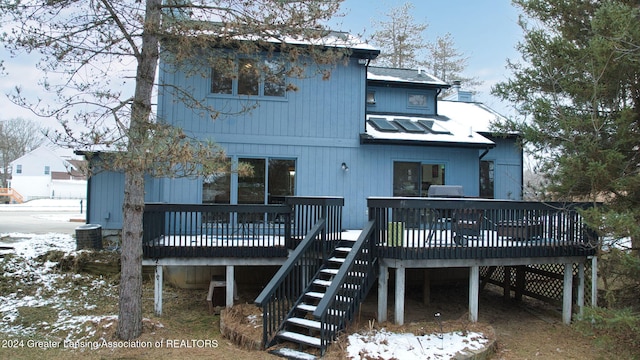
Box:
[425,33,481,97]
[492,0,640,255]
[369,2,427,68]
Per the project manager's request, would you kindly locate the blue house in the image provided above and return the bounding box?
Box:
[81,33,598,358]
[85,40,521,231]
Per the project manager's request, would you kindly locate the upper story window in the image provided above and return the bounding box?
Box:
[408,93,427,107]
[211,58,286,98]
[44,166,50,175]
[16,164,22,174]
[366,91,376,105]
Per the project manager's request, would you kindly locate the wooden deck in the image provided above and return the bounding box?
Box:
[143,196,599,338]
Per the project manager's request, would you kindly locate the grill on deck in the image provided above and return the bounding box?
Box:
[427,185,464,198]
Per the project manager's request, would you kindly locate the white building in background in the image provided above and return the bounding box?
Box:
[9,146,87,201]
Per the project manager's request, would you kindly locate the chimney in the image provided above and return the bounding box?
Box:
[450,80,473,102]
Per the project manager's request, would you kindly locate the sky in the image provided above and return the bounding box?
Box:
[335,0,524,115]
[0,1,524,129]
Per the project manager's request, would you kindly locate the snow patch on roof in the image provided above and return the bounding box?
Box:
[437,100,511,134]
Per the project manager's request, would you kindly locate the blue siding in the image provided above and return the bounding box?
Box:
[481,137,523,200]
[160,57,366,145]
[89,53,523,232]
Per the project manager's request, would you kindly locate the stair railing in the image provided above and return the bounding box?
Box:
[313,220,378,354]
[255,218,327,349]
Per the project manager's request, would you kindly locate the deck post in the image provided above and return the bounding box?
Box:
[394,266,405,325]
[577,262,585,318]
[515,266,525,301]
[378,264,388,323]
[469,266,479,322]
[591,256,598,307]
[563,262,573,324]
[503,266,511,300]
[226,265,234,308]
[154,264,163,316]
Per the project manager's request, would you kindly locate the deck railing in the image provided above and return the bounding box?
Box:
[314,220,378,353]
[254,219,328,349]
[143,203,292,258]
[0,188,24,204]
[142,196,345,259]
[368,197,599,260]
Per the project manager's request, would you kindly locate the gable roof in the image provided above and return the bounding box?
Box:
[367,67,449,88]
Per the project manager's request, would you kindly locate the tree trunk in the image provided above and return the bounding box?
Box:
[116,0,161,340]
[117,169,145,340]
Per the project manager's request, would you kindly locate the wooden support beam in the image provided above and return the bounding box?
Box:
[515,265,526,301]
[577,262,585,318]
[226,265,234,308]
[480,266,496,291]
[395,266,405,325]
[469,266,479,322]
[503,266,512,301]
[378,264,388,323]
[154,265,163,316]
[563,263,573,325]
[591,256,598,307]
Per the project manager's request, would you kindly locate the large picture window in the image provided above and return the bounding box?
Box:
[202,158,231,204]
[203,157,295,205]
[393,161,445,197]
[211,58,286,98]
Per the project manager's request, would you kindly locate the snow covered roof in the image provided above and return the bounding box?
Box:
[361,113,495,148]
[176,22,380,58]
[367,67,449,87]
[437,100,511,134]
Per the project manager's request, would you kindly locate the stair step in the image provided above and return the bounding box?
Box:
[287,317,336,331]
[320,268,367,277]
[296,303,345,316]
[297,303,317,312]
[269,347,317,360]
[312,279,332,287]
[321,268,339,275]
[335,247,353,252]
[328,257,345,263]
[305,291,325,299]
[277,331,321,348]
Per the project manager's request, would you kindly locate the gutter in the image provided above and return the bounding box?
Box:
[479,147,490,160]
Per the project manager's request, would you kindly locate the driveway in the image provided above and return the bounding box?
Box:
[0,199,85,235]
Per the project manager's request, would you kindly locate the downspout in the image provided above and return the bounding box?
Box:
[479,147,490,160]
[363,58,371,132]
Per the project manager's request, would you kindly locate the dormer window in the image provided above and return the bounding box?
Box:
[408,93,427,107]
[211,58,286,98]
[366,91,376,104]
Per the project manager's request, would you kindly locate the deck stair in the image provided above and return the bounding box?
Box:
[268,221,377,358]
[0,188,23,204]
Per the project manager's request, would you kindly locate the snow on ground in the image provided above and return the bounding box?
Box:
[346,328,489,360]
[0,233,118,343]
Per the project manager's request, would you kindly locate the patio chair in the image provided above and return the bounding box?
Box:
[452,209,484,245]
